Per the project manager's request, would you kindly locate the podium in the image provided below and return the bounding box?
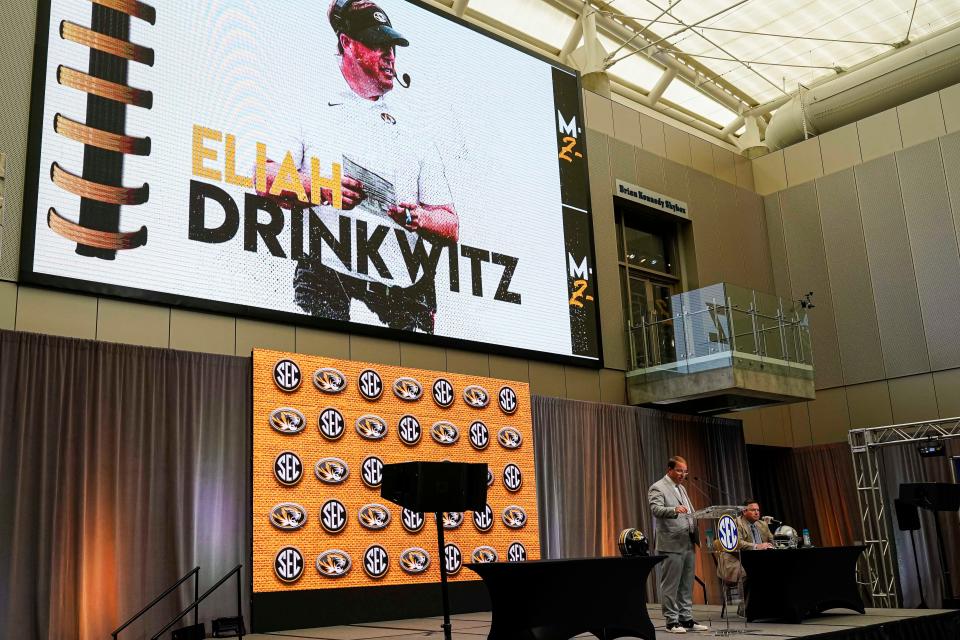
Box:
[693,505,745,636]
[381,462,488,639]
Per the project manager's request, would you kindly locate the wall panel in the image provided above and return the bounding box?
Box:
[855,157,930,377]
[611,102,643,147]
[489,354,530,382]
[564,366,601,401]
[779,183,843,389]
[939,133,960,267]
[897,93,946,149]
[896,141,960,371]
[819,123,862,176]
[844,381,892,429]
[15,287,97,340]
[752,150,787,195]
[236,318,295,356]
[398,342,446,370]
[763,195,792,300]
[297,327,351,359]
[687,171,722,285]
[0,282,16,330]
[689,136,715,176]
[714,180,747,287]
[663,125,692,167]
[635,148,666,194]
[807,387,850,444]
[349,335,401,365]
[169,308,235,355]
[712,147,736,184]
[888,373,939,424]
[662,158,690,205]
[96,298,170,348]
[734,188,773,293]
[446,349,490,376]
[816,169,885,384]
[933,368,960,418]
[610,139,639,190]
[639,113,666,157]
[857,108,902,162]
[783,137,824,186]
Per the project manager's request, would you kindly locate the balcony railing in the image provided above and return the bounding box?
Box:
[627,283,813,381]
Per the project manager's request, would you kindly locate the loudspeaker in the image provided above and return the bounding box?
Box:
[381,461,487,513]
[895,498,921,531]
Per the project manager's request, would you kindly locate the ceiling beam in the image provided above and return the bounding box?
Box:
[646,67,676,106]
[452,0,469,18]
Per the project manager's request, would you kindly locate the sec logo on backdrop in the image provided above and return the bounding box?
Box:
[362,455,384,488]
[398,415,422,445]
[503,463,523,492]
[320,499,348,533]
[432,378,454,408]
[273,359,301,392]
[402,508,425,533]
[358,369,383,401]
[443,543,462,575]
[364,545,390,579]
[507,541,527,562]
[275,546,304,583]
[318,407,345,441]
[498,386,517,414]
[473,503,494,532]
[469,421,489,450]
[274,451,303,486]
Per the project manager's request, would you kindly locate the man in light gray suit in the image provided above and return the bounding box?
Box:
[648,456,708,634]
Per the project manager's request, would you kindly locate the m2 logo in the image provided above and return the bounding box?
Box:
[557,111,582,163]
[567,254,594,308]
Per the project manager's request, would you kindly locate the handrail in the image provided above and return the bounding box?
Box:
[112,566,200,639]
[151,564,243,640]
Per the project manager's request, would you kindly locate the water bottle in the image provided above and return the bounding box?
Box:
[706,528,715,549]
[802,528,812,547]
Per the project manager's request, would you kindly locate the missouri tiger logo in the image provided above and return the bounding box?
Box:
[463,385,489,408]
[313,367,347,393]
[503,463,523,492]
[274,451,303,486]
[473,503,494,532]
[315,549,352,578]
[471,546,498,564]
[442,511,464,530]
[358,369,383,401]
[269,502,307,530]
[320,499,348,533]
[431,421,459,445]
[363,545,390,579]
[498,385,518,414]
[432,378,454,408]
[275,546,304,583]
[392,377,423,401]
[358,503,392,530]
[398,414,422,445]
[487,468,494,486]
[497,427,523,449]
[268,407,306,435]
[502,505,527,529]
[401,508,425,533]
[443,543,462,575]
[273,359,301,392]
[314,457,350,484]
[355,414,388,440]
[361,455,384,488]
[318,407,345,441]
[507,541,527,562]
[399,547,431,574]
[469,421,489,450]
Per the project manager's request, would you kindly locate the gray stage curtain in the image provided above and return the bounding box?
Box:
[532,396,751,604]
[878,440,960,609]
[0,330,250,640]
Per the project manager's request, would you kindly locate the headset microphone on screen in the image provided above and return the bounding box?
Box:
[394,70,411,88]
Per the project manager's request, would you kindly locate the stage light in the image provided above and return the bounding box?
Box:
[917,440,945,458]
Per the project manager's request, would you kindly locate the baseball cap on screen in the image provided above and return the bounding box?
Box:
[330,0,410,47]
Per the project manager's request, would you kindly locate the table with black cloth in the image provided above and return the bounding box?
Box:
[740,545,866,623]
[466,556,665,640]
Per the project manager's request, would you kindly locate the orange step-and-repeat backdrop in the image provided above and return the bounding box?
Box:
[252,348,540,592]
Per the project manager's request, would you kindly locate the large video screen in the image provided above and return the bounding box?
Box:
[21,0,600,364]
[251,349,540,594]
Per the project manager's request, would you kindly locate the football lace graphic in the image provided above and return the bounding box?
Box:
[269,502,307,530]
[314,457,350,484]
[462,385,490,408]
[502,505,528,529]
[316,549,352,578]
[268,407,306,434]
[471,546,499,563]
[358,503,392,530]
[399,547,431,574]
[392,376,423,401]
[355,414,388,440]
[313,367,347,393]
[497,426,523,449]
[431,421,459,445]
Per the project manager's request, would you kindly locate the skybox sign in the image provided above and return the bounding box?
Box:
[616,180,688,218]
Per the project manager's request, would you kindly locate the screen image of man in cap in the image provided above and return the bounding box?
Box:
[259,0,459,334]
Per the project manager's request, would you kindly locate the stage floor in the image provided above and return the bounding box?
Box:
[247,603,956,639]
